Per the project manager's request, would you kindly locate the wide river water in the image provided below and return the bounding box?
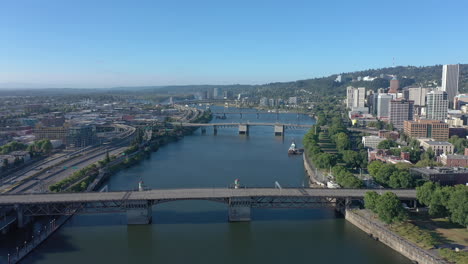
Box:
[7,106,410,264]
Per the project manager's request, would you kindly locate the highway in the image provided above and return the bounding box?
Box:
[0,124,135,194]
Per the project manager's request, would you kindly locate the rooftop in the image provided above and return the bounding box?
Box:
[424,141,452,146]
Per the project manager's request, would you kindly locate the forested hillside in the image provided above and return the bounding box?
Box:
[250,64,468,99]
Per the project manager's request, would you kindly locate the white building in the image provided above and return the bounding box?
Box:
[426,91,448,120]
[408,87,429,106]
[288,97,298,105]
[346,86,365,109]
[441,64,460,105]
[377,94,393,119]
[420,141,454,156]
[362,136,386,149]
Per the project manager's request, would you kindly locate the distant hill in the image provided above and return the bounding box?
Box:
[0,64,466,98]
[248,64,468,99]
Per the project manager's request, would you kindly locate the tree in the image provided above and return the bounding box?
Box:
[414,159,442,168]
[376,192,408,224]
[377,139,398,149]
[446,185,468,227]
[429,186,451,217]
[409,139,420,150]
[385,123,395,131]
[374,164,396,185]
[364,191,380,212]
[334,132,350,151]
[388,170,413,188]
[417,181,438,206]
[368,160,384,176]
[42,140,53,154]
[313,153,337,169]
[341,150,360,168]
[2,158,8,169]
[421,147,435,161]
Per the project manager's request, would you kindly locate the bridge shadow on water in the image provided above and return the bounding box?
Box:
[20,231,79,264]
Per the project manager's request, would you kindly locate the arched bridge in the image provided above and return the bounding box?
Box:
[173,122,313,135]
[0,188,416,224]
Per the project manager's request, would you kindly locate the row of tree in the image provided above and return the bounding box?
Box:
[304,100,365,187]
[27,139,53,156]
[367,161,416,188]
[364,191,408,224]
[416,182,468,228]
[0,141,28,154]
[332,166,363,188]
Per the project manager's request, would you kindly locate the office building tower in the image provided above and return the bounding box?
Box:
[346,86,354,109]
[346,86,366,109]
[441,64,459,105]
[426,91,448,120]
[377,94,393,119]
[389,100,414,129]
[408,87,429,106]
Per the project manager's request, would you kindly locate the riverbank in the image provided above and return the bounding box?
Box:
[3,109,213,263]
[346,209,449,264]
[303,152,325,187]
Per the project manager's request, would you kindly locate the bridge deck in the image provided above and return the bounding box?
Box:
[0,188,417,205]
[176,123,313,128]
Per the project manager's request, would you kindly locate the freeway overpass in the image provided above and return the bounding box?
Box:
[0,188,416,224]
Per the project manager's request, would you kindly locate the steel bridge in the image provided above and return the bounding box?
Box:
[0,188,416,224]
[172,122,313,135]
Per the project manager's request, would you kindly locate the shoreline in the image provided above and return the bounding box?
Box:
[302,149,446,264]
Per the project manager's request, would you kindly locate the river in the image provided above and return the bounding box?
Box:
[5,106,411,264]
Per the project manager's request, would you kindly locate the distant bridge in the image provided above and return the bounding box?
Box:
[173,122,313,135]
[0,188,416,224]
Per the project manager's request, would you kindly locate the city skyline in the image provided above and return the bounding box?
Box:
[1,0,468,88]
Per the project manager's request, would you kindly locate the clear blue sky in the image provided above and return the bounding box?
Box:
[1,0,467,88]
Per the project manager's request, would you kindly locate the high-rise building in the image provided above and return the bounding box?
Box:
[441,64,460,105]
[355,87,365,108]
[426,91,448,120]
[389,76,399,93]
[403,120,449,141]
[408,87,429,106]
[346,86,365,109]
[377,94,393,118]
[389,100,414,129]
[213,88,219,99]
[346,86,354,109]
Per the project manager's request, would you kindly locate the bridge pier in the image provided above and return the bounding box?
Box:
[126,201,152,225]
[228,198,251,222]
[15,205,30,228]
[238,124,249,135]
[274,125,284,136]
[213,125,218,135]
[201,128,206,134]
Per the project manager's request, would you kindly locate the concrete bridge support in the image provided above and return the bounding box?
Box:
[238,124,249,135]
[201,128,206,134]
[274,125,284,136]
[126,201,152,225]
[228,198,251,222]
[213,125,218,135]
[15,205,30,228]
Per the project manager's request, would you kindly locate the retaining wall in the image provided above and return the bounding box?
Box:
[345,209,448,264]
